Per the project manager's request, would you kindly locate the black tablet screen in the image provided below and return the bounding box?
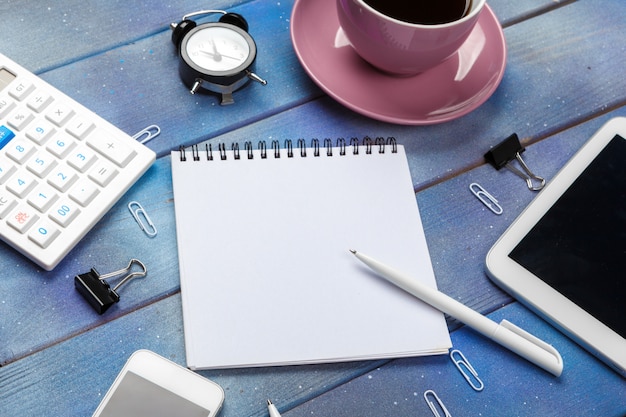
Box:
[509,134,626,338]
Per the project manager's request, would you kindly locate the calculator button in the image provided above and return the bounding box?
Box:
[6,170,38,198]
[26,90,53,113]
[25,120,56,145]
[0,97,16,118]
[0,124,16,149]
[66,116,95,140]
[8,81,35,101]
[69,179,99,207]
[67,146,97,173]
[47,164,78,192]
[87,130,136,167]
[45,102,75,126]
[0,159,17,184]
[6,106,35,131]
[49,199,80,227]
[88,160,118,186]
[6,139,36,164]
[28,219,60,248]
[0,193,17,219]
[46,134,76,159]
[26,151,58,178]
[7,204,39,233]
[27,184,59,212]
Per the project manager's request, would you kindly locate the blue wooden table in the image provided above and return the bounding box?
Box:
[1,0,625,415]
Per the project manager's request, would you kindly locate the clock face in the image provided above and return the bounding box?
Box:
[184,25,251,73]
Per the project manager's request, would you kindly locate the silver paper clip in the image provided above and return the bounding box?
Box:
[469,183,503,215]
[132,124,161,144]
[450,349,484,392]
[128,201,157,237]
[423,390,452,417]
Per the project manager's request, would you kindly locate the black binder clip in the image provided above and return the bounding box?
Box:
[74,259,147,314]
[484,133,545,191]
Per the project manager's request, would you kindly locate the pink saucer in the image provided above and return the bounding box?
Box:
[290,0,507,125]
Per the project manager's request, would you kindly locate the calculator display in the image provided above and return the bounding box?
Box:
[0,68,16,92]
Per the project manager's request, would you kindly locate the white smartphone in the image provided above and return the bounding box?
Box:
[486,117,626,378]
[92,350,225,417]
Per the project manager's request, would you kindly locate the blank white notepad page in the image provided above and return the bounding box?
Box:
[171,143,451,369]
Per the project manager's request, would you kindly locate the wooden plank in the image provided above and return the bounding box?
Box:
[35,0,317,153]
[0,0,250,72]
[0,293,388,417]
[1,292,623,416]
[284,303,626,417]
[491,0,576,27]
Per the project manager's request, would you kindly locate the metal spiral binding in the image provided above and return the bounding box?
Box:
[259,140,267,158]
[272,140,280,158]
[178,137,398,161]
[285,139,293,157]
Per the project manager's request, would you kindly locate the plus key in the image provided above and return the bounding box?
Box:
[86,129,136,167]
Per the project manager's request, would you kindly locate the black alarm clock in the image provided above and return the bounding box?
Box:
[170,10,267,105]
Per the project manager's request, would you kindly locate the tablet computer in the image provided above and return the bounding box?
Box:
[485,117,626,377]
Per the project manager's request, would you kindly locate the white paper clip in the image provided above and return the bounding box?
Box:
[128,201,157,237]
[132,124,161,144]
[469,183,503,215]
[450,349,484,392]
[423,390,452,417]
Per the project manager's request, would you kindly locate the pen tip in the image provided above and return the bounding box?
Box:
[267,399,273,406]
[349,249,356,254]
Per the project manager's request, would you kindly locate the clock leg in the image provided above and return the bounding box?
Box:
[220,92,235,105]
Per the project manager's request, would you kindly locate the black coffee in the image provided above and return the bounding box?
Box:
[363,0,472,25]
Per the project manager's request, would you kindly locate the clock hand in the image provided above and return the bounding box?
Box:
[199,49,242,61]
[217,53,242,61]
[209,39,223,62]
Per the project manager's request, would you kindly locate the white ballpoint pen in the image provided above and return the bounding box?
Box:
[267,399,282,417]
[350,250,563,376]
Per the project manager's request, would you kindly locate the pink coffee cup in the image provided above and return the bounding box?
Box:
[337,0,486,75]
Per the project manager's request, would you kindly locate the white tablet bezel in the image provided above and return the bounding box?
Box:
[485,117,626,377]
[92,350,225,416]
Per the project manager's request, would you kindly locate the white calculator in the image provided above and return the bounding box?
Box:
[0,53,155,270]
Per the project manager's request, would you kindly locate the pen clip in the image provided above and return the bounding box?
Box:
[495,319,563,376]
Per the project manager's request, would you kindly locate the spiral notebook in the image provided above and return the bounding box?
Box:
[171,138,451,369]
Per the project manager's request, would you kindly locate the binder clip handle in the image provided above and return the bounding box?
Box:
[99,259,148,292]
[74,259,147,314]
[484,134,546,191]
